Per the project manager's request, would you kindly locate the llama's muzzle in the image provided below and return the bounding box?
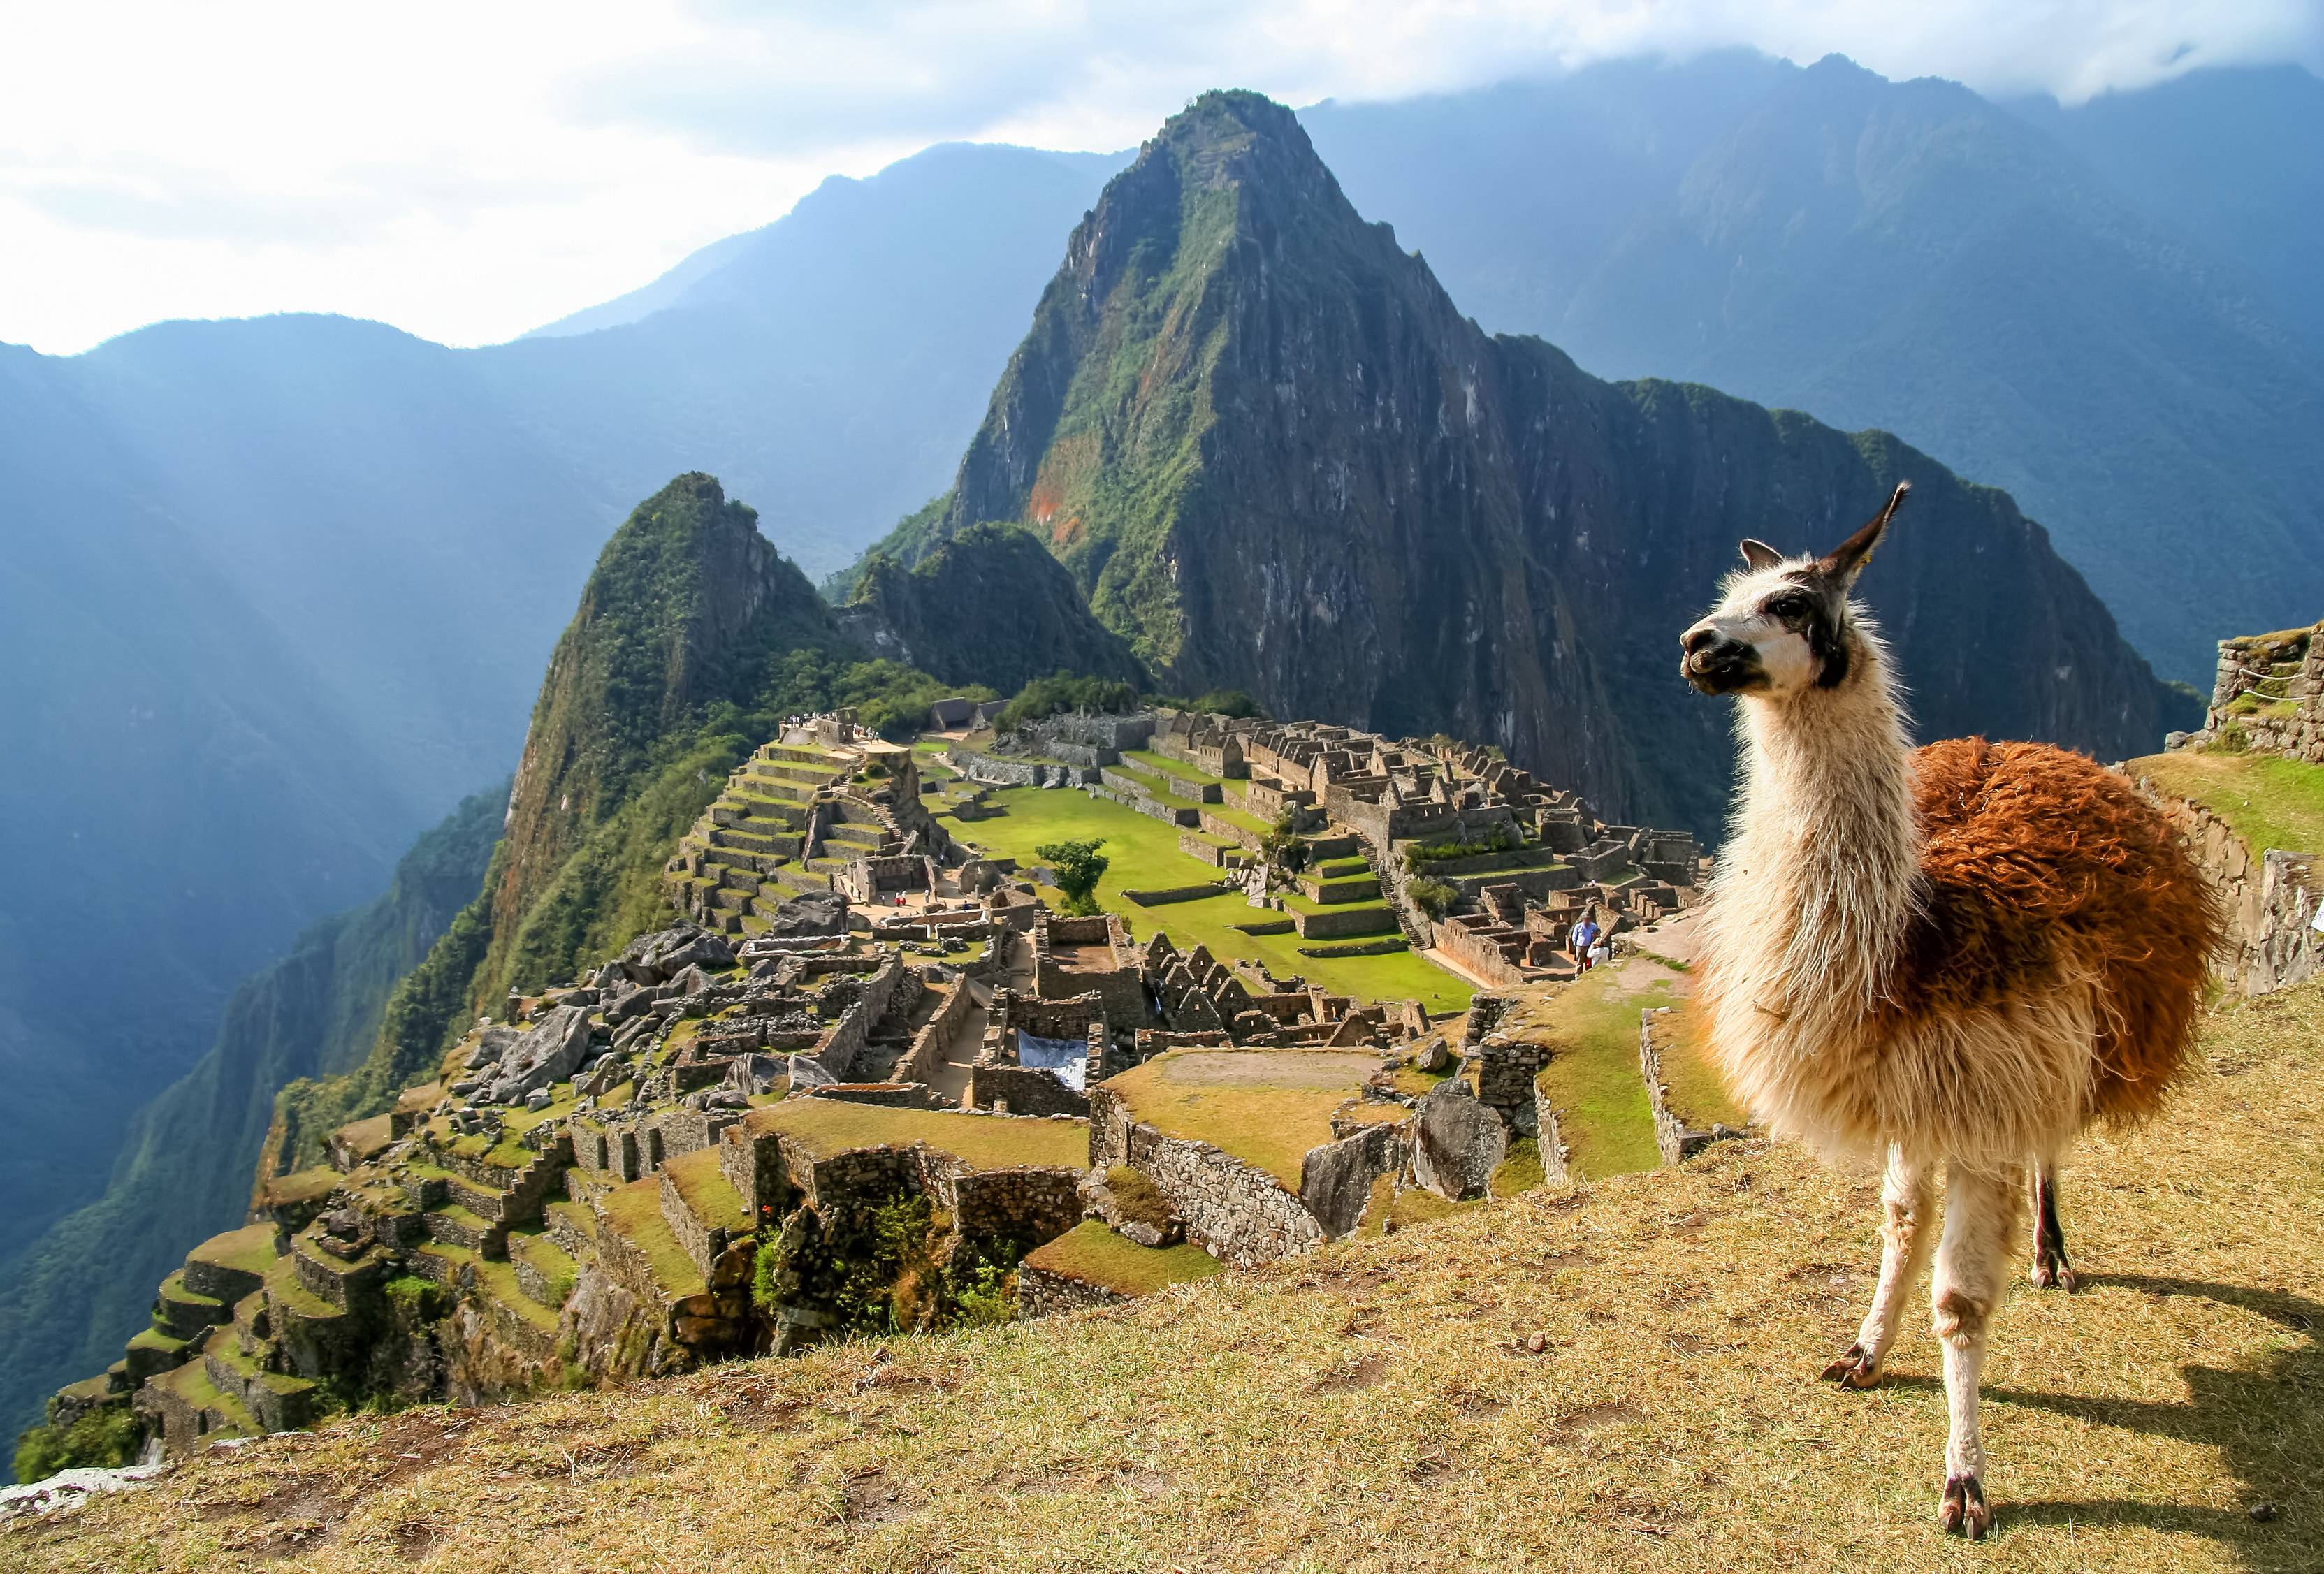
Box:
[1680,624,1760,694]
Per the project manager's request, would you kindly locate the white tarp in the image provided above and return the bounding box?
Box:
[1015,1030,1088,1092]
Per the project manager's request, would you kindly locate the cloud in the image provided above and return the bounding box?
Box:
[573,0,2324,162]
[0,0,2316,354]
[1,158,578,247]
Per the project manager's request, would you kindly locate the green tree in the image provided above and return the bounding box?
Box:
[1036,839,1110,914]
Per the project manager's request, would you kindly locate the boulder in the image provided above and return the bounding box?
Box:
[1412,1035,1452,1074]
[640,927,735,978]
[1299,1120,1405,1236]
[485,1005,593,1105]
[464,1026,523,1071]
[787,1053,837,1090]
[724,1053,788,1097]
[1411,1079,1507,1202]
[524,1088,553,1112]
[768,889,848,939]
[667,963,714,1000]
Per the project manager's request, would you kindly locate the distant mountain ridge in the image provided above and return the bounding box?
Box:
[893,89,2178,834]
[1301,54,2324,684]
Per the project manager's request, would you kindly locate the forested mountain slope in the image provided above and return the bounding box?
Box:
[904,90,2178,835]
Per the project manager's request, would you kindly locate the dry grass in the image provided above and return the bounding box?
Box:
[17,984,2323,1573]
[1104,1050,1377,1186]
[742,1101,1091,1172]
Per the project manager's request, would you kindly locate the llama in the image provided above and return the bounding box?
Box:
[1678,481,2218,1538]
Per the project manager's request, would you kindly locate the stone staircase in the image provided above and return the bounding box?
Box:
[669,739,912,933]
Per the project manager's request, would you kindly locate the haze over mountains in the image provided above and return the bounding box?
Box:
[1,52,2315,1443]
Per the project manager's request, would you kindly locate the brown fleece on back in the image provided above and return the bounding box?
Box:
[1890,738,2222,1124]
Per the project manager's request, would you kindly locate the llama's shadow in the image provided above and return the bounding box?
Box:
[1982,1274,2320,1559]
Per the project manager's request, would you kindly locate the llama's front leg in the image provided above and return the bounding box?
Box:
[2027,1162,2076,1291]
[1822,1146,1933,1387]
[1931,1161,2025,1539]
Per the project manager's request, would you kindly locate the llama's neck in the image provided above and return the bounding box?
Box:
[1722,640,1919,1019]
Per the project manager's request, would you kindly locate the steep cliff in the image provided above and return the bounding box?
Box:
[484,472,851,993]
[843,522,1148,693]
[0,789,500,1448]
[923,90,2182,834]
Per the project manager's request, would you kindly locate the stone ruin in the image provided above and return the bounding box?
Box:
[2172,618,2324,762]
[52,706,1727,1462]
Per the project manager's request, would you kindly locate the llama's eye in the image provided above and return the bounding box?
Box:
[1768,595,1809,620]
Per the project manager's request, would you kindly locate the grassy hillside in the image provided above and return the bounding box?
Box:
[20,980,2318,1569]
[2129,750,2324,858]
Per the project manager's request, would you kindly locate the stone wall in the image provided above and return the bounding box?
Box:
[2138,779,2321,995]
[806,954,909,1081]
[1017,1261,1126,1316]
[899,973,977,1083]
[946,1167,1085,1252]
[1091,1087,1326,1266]
[2183,622,2324,759]
[946,744,1094,789]
[1637,1007,1741,1167]
[971,1063,1091,1118]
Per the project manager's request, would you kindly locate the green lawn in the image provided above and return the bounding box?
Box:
[188,1224,279,1278]
[1525,963,1684,1180]
[663,1147,748,1229]
[940,783,1470,1015]
[1118,748,1225,788]
[1021,1220,1224,1297]
[599,1179,706,1299]
[2130,748,2324,857]
[1653,1005,1745,1131]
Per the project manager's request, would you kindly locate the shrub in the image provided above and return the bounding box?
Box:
[1037,838,1110,914]
[1408,877,1458,919]
[1154,689,1265,720]
[13,1406,144,1483]
[1402,828,1519,870]
[943,1252,1019,1330]
[1262,829,1311,876]
[996,671,1142,732]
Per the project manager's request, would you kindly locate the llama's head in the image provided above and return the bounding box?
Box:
[1679,482,1910,700]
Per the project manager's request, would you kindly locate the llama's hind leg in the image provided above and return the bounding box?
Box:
[1931,1160,2026,1540]
[2027,1163,2076,1291]
[1822,1146,1933,1388]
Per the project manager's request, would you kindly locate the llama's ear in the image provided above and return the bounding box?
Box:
[1815,481,1911,588]
[1738,539,1784,571]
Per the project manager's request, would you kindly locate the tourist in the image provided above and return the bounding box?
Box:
[1569,912,1599,969]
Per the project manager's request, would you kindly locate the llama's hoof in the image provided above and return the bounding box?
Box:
[1819,1344,1882,1388]
[2029,1260,2079,1292]
[1939,1475,1991,1540]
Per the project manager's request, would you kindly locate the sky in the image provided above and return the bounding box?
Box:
[3,0,2318,357]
